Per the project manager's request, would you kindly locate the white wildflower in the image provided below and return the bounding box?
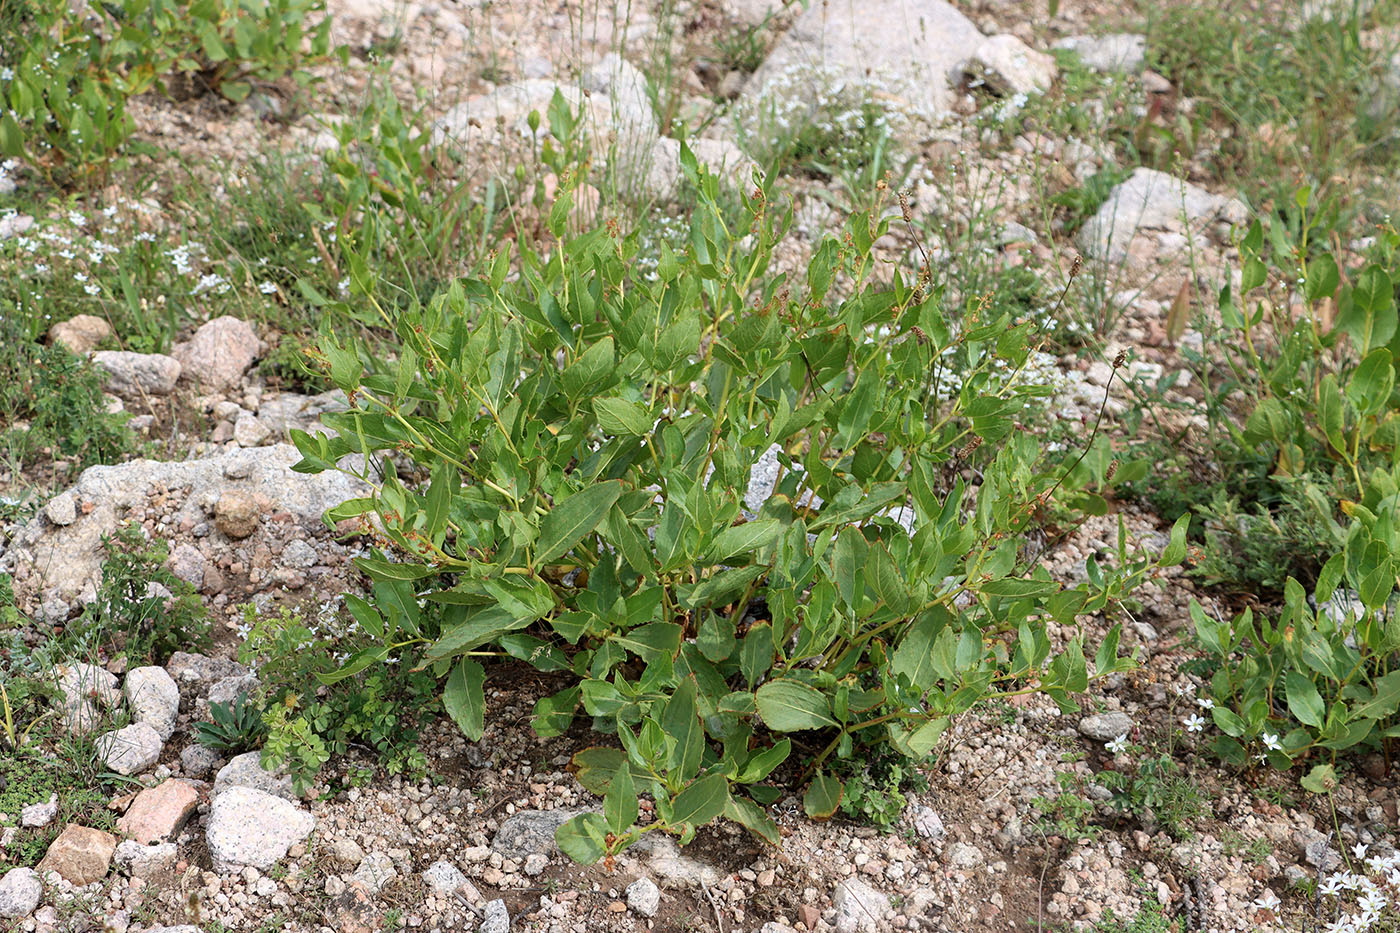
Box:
[1105,734,1128,755]
[1183,713,1206,733]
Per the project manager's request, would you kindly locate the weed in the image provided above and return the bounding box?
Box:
[1097,753,1208,839]
[1092,894,1173,933]
[196,691,269,754]
[1032,774,1101,844]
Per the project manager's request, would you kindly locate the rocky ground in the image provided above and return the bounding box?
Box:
[2,0,1399,932]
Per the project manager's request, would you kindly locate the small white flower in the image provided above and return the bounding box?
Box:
[1251,889,1280,912]
[1353,842,1369,860]
[1106,734,1128,755]
[72,271,87,283]
[1196,697,1215,710]
[1320,875,1345,896]
[83,283,99,295]
[0,67,13,81]
[1262,732,1282,751]
[1183,713,1206,733]
[258,280,277,294]
[1358,890,1387,914]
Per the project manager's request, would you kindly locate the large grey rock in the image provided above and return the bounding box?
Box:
[3,444,370,621]
[0,867,42,920]
[1078,711,1134,742]
[170,316,266,392]
[213,751,296,801]
[95,722,163,775]
[736,0,984,133]
[1077,167,1248,264]
[491,809,592,859]
[92,351,182,398]
[1053,34,1146,73]
[833,878,890,933]
[166,652,249,686]
[206,786,314,872]
[124,666,180,740]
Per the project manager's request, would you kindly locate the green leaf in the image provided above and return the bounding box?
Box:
[704,519,782,563]
[442,659,485,741]
[1300,763,1338,794]
[740,621,773,688]
[535,481,624,565]
[555,812,609,864]
[531,685,580,737]
[1318,375,1347,455]
[1284,672,1325,728]
[698,614,737,662]
[1304,252,1340,302]
[755,679,837,731]
[425,605,534,663]
[1345,348,1395,418]
[1158,513,1190,567]
[803,772,842,819]
[593,397,652,436]
[1208,735,1247,767]
[892,607,948,690]
[667,774,730,828]
[561,337,615,398]
[604,761,638,835]
[1353,670,1400,722]
[662,679,705,782]
[724,795,781,846]
[1211,706,1247,737]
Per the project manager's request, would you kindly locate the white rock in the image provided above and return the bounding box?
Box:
[626,876,661,917]
[946,842,984,868]
[124,666,181,741]
[480,899,510,933]
[0,867,42,919]
[113,840,178,879]
[170,317,266,392]
[44,493,77,527]
[233,413,273,447]
[965,34,1058,95]
[736,0,983,133]
[422,860,468,897]
[95,722,163,775]
[1053,34,1146,73]
[349,851,396,894]
[91,351,182,398]
[833,878,890,933]
[1077,167,1248,264]
[20,797,58,828]
[206,786,314,872]
[213,751,297,801]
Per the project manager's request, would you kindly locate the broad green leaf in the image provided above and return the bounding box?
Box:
[1318,375,1347,455]
[756,679,837,731]
[735,739,790,784]
[1353,670,1400,721]
[803,772,842,819]
[593,397,652,436]
[425,605,534,663]
[604,761,638,835]
[667,774,729,828]
[555,812,609,864]
[698,614,737,662]
[535,481,623,565]
[1157,513,1190,567]
[724,795,781,846]
[892,607,948,690]
[1284,672,1325,728]
[1300,763,1337,794]
[442,658,485,741]
[662,679,704,782]
[705,519,782,563]
[740,621,773,688]
[531,686,580,737]
[1345,348,1395,418]
[1211,706,1247,737]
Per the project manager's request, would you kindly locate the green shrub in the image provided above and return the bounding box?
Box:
[196,690,268,753]
[84,523,210,664]
[1177,194,1400,771]
[0,0,333,184]
[0,316,133,470]
[291,149,1183,861]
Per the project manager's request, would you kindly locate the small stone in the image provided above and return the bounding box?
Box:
[92,350,182,398]
[233,413,272,447]
[44,493,77,527]
[214,490,261,539]
[1078,712,1135,742]
[946,842,984,869]
[48,314,112,355]
[213,751,296,800]
[20,797,58,828]
[422,860,468,897]
[965,34,1058,95]
[833,878,890,933]
[170,316,267,391]
[95,722,163,775]
[180,744,220,778]
[116,779,199,844]
[0,867,43,920]
[124,666,181,741]
[37,824,117,885]
[481,899,510,933]
[113,840,178,879]
[350,852,396,895]
[331,837,366,870]
[627,876,660,917]
[492,809,590,859]
[523,853,549,876]
[910,805,945,840]
[206,786,314,872]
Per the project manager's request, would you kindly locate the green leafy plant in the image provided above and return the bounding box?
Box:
[1179,194,1400,769]
[0,314,133,471]
[1032,772,1101,844]
[291,145,1184,863]
[1096,752,1207,839]
[82,524,211,664]
[0,0,334,184]
[196,691,269,753]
